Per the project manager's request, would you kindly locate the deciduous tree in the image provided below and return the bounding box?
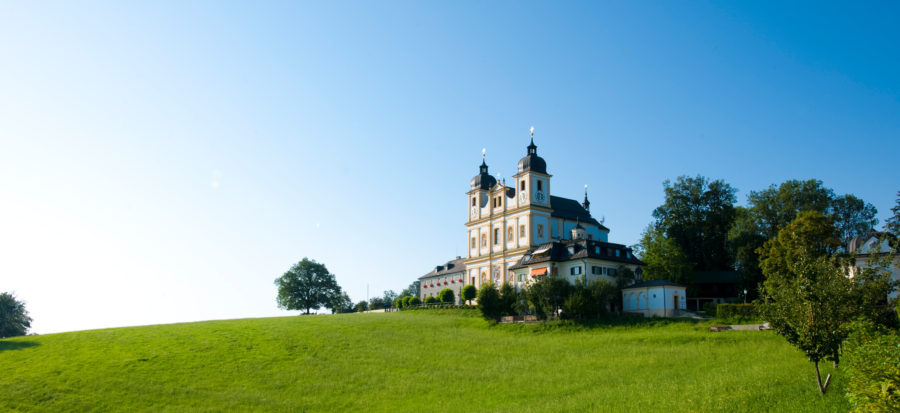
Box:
[757,212,853,394]
[636,223,693,285]
[476,282,502,319]
[651,175,737,271]
[0,292,31,338]
[274,258,342,315]
[886,191,900,235]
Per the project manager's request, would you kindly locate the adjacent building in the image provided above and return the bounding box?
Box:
[848,231,900,300]
[419,257,466,301]
[622,280,688,317]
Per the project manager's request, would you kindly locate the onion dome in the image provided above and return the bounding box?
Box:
[470,160,497,190]
[517,138,547,174]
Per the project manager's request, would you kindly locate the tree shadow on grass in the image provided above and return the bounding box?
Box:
[0,340,40,352]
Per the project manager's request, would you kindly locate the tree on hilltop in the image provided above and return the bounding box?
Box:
[274,258,342,315]
[0,292,32,338]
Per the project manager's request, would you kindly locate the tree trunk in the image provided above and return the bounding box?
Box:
[814,361,825,394]
[813,361,831,394]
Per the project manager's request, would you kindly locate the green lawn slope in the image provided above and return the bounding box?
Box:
[1,311,848,412]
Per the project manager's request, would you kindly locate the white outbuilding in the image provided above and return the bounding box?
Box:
[622,280,687,317]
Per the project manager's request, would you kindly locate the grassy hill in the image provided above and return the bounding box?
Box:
[1,311,848,412]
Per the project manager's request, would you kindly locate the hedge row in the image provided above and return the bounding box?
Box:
[715,303,756,321]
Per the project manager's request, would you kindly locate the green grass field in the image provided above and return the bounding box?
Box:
[0,311,848,412]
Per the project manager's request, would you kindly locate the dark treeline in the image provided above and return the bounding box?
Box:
[637,176,884,299]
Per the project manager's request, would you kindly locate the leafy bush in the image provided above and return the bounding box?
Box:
[408,296,422,306]
[438,288,455,304]
[461,285,477,304]
[702,302,716,317]
[565,277,616,319]
[716,304,755,322]
[476,282,502,319]
[424,296,438,304]
[354,301,369,312]
[526,276,571,319]
[498,283,517,316]
[843,321,900,412]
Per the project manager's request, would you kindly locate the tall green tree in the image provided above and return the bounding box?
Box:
[526,276,571,319]
[399,281,421,299]
[756,212,853,394]
[498,283,517,316]
[885,190,900,235]
[0,292,32,338]
[728,179,876,298]
[650,175,737,271]
[831,194,878,245]
[476,282,502,319]
[636,223,693,285]
[330,291,354,314]
[274,258,342,314]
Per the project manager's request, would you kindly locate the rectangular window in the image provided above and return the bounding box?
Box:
[570,266,582,275]
[518,274,524,282]
[481,234,487,247]
[494,228,500,245]
[520,181,525,191]
[609,268,617,276]
[520,225,526,237]
[537,180,543,191]
[471,237,476,248]
[507,227,513,241]
[472,197,476,206]
[615,249,621,257]
[592,266,601,275]
[537,224,544,238]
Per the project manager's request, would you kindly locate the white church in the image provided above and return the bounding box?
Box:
[420,130,651,303]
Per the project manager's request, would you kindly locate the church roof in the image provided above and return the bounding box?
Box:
[420,257,467,279]
[517,138,547,174]
[509,239,643,270]
[470,160,497,191]
[550,196,609,231]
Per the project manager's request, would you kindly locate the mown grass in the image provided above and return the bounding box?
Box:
[0,312,848,412]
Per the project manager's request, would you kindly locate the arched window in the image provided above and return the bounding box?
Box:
[520,180,525,191]
[472,197,476,206]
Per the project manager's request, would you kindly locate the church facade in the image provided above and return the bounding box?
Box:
[420,131,643,302]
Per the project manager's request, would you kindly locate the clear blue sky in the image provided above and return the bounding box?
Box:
[2,1,898,334]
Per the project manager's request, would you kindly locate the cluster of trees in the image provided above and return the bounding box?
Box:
[638,176,882,299]
[475,275,620,320]
[0,292,32,338]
